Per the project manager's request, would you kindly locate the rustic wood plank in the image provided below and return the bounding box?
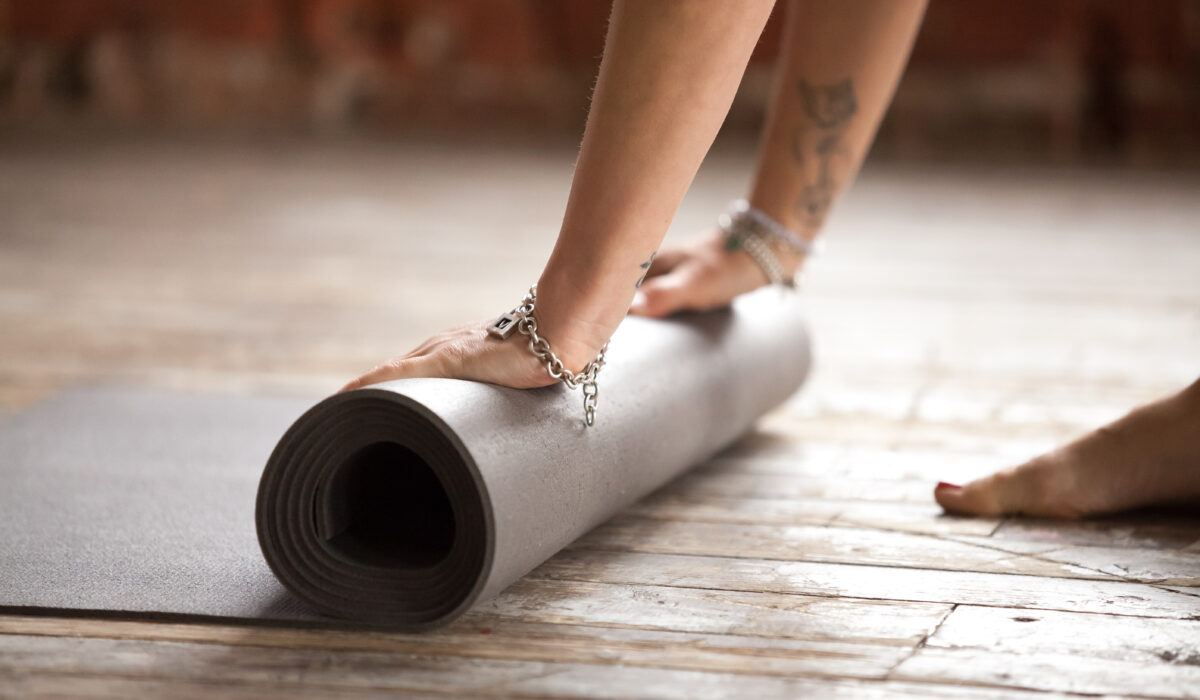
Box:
[894,647,1200,699]
[573,516,1116,580]
[532,550,1200,619]
[0,618,907,680]
[922,604,1200,659]
[706,443,1010,483]
[0,611,915,681]
[0,673,468,700]
[472,579,949,644]
[0,633,1103,700]
[991,513,1200,550]
[657,471,950,505]
[892,605,1200,698]
[626,492,1001,537]
[947,537,1200,586]
[0,578,952,653]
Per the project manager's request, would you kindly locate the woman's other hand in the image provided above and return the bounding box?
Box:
[628,232,806,318]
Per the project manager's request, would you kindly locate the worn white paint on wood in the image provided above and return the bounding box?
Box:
[894,647,1200,699]
[946,537,1200,586]
[0,614,913,681]
[0,633,1106,700]
[2,139,1199,698]
[992,514,1200,550]
[626,492,1002,537]
[533,550,1200,619]
[574,517,1118,580]
[896,605,1200,697]
[473,580,950,645]
[1,675,472,700]
[655,470,944,504]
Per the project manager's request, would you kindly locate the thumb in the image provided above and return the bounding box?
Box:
[629,271,696,318]
[338,355,443,393]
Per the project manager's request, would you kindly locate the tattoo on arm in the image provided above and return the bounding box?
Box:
[791,78,858,228]
[635,251,656,288]
[797,78,858,129]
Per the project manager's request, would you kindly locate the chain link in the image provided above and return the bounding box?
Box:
[498,285,609,427]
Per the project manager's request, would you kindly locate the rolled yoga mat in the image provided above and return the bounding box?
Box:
[256,286,811,630]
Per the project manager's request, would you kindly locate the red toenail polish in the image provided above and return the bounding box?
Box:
[936,481,962,490]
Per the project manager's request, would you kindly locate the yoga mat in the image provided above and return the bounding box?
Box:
[0,287,809,627]
[0,388,317,621]
[257,287,810,629]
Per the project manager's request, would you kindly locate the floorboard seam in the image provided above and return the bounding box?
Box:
[566,543,1119,582]
[526,567,1200,621]
[883,603,956,681]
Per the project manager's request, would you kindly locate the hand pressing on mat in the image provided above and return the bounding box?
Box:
[628,232,808,318]
[338,322,556,392]
[344,1,786,391]
[338,283,616,392]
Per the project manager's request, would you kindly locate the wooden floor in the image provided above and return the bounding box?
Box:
[2,135,1199,698]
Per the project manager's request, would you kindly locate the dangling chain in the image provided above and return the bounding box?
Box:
[487,285,609,427]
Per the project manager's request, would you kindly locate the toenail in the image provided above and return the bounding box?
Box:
[936,481,962,490]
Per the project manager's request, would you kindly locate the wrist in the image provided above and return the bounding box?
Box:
[533,261,629,373]
[768,238,809,277]
[717,200,815,286]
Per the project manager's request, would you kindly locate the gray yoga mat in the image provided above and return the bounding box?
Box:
[0,287,809,628]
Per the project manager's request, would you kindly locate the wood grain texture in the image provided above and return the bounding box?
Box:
[0,611,920,681]
[572,516,1116,580]
[0,634,1105,700]
[625,492,1002,536]
[533,550,1200,619]
[893,605,1200,700]
[1,137,1198,698]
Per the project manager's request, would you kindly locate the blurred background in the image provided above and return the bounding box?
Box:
[1,0,1198,460]
[3,0,1200,165]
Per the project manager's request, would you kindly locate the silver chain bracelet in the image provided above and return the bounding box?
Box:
[719,199,819,288]
[487,285,609,427]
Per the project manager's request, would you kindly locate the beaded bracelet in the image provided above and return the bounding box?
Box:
[719,199,820,287]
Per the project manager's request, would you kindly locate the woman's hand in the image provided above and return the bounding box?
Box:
[338,230,808,393]
[338,285,615,393]
[628,231,806,318]
[338,321,555,392]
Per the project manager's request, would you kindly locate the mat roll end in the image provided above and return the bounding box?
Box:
[255,388,493,630]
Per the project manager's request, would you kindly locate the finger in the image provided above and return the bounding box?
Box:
[629,270,698,318]
[405,325,472,359]
[338,354,443,393]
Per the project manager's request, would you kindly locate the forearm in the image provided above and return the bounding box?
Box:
[749,0,926,246]
[536,0,775,367]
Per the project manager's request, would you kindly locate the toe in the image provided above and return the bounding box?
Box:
[935,458,1085,519]
[934,478,1008,517]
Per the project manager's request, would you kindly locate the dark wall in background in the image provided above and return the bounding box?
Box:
[2,0,1198,165]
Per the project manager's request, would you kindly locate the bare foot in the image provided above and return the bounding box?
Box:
[935,378,1200,518]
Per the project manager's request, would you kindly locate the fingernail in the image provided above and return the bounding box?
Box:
[936,481,962,491]
[631,290,647,309]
